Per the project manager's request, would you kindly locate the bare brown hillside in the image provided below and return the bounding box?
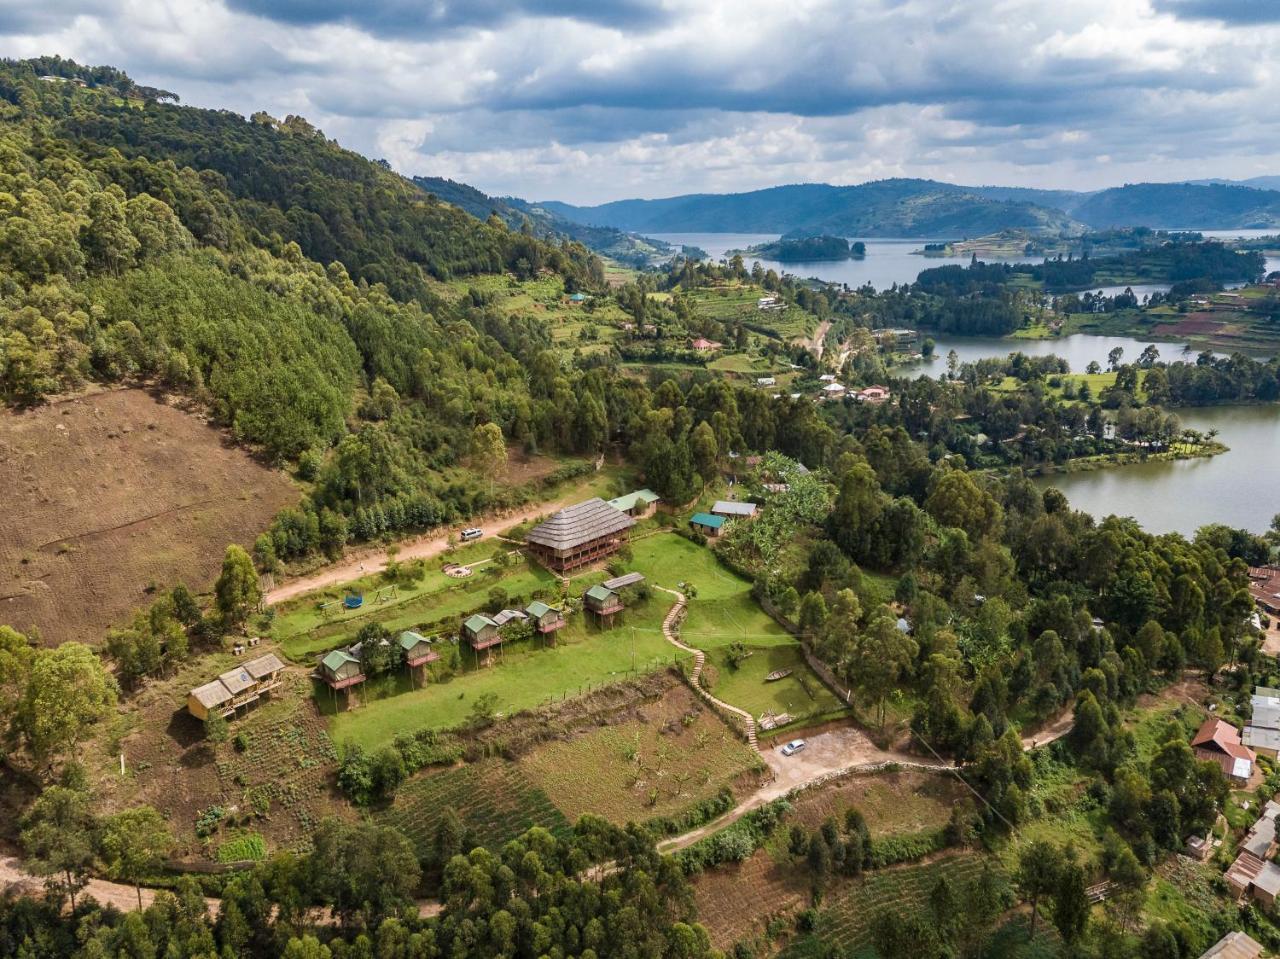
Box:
[0,388,298,644]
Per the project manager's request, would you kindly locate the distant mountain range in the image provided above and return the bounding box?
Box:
[413,176,674,267]
[541,178,1280,238]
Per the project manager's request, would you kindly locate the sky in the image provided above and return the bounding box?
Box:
[4,0,1280,204]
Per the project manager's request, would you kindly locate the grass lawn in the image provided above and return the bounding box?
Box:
[328,594,684,749]
[627,534,849,727]
[518,683,762,826]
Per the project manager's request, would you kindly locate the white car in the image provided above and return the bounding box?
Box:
[460,527,484,542]
[780,739,806,756]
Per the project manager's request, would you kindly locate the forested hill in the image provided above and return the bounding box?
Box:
[413,175,675,267]
[545,178,1280,235]
[0,57,614,552]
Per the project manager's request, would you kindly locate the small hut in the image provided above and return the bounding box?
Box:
[607,489,660,519]
[399,631,439,686]
[584,585,624,626]
[318,649,366,699]
[464,613,503,664]
[525,600,565,637]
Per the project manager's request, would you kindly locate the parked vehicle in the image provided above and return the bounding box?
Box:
[780,739,806,756]
[461,527,484,542]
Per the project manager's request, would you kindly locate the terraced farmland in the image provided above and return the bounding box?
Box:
[377,760,570,857]
[779,854,993,958]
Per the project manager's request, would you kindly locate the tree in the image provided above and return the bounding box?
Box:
[215,544,261,626]
[1016,841,1063,939]
[690,420,719,486]
[1051,857,1090,944]
[846,613,917,726]
[471,421,507,491]
[100,806,175,908]
[17,643,117,774]
[308,818,421,929]
[19,785,96,908]
[204,711,229,744]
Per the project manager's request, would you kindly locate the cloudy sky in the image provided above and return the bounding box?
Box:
[4,0,1279,203]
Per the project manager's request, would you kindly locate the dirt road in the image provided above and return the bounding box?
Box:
[264,496,582,606]
[659,727,948,853]
[0,854,221,916]
[808,319,832,360]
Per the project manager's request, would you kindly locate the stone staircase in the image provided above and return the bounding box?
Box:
[657,587,758,749]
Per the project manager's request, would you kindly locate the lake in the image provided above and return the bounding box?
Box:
[650,231,1280,293]
[1032,405,1280,536]
[900,334,1213,378]
[649,233,1040,290]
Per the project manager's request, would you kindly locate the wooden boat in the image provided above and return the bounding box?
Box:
[764,668,793,682]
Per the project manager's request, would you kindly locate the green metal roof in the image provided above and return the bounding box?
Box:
[607,489,660,512]
[321,649,358,671]
[398,630,429,650]
[525,600,555,618]
[690,512,725,529]
[585,585,615,602]
[464,613,496,633]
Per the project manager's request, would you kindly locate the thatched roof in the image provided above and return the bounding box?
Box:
[190,679,233,710]
[244,653,284,680]
[526,498,635,551]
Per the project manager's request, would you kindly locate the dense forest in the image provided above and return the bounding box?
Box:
[742,236,862,261]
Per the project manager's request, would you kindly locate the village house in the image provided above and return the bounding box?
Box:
[187,653,285,722]
[1248,567,1280,615]
[525,498,636,572]
[691,337,722,352]
[1245,686,1280,759]
[690,512,725,537]
[855,385,892,404]
[1199,932,1263,959]
[821,382,846,399]
[756,376,777,388]
[1192,717,1256,783]
[1227,802,1280,908]
[607,488,660,519]
[525,600,565,635]
[757,295,784,311]
[712,499,758,520]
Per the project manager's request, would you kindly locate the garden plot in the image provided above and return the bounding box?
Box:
[518,682,763,826]
[377,759,570,858]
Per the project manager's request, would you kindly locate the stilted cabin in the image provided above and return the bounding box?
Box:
[187,653,286,722]
[318,649,366,692]
[399,631,439,669]
[690,512,725,537]
[607,489,660,519]
[464,613,503,663]
[525,600,565,635]
[584,584,624,625]
[525,498,636,572]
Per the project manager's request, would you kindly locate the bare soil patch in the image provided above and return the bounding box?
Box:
[1153,313,1226,336]
[782,767,966,835]
[0,388,298,644]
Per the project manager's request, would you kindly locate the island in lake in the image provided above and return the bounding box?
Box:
[739,234,866,261]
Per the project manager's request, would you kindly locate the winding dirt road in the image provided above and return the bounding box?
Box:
[264,496,584,606]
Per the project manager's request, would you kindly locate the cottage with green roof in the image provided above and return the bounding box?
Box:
[690,512,725,537]
[318,648,365,692]
[584,584,624,625]
[399,631,439,668]
[525,600,565,635]
[607,488,660,518]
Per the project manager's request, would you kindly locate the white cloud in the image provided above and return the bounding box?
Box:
[4,0,1280,201]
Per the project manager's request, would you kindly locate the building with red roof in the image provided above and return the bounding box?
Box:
[1192,717,1255,783]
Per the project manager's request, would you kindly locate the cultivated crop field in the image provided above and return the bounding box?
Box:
[518,682,762,825]
[377,759,570,857]
[778,854,992,958]
[692,846,810,951]
[775,768,966,839]
[0,388,298,644]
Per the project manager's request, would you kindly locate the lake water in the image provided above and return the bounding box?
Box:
[651,231,1280,293]
[900,334,1211,377]
[1032,405,1280,535]
[650,233,1040,290]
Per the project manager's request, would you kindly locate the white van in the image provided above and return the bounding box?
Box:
[461,527,484,542]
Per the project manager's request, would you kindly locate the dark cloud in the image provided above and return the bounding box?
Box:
[1154,0,1280,24]
[223,0,660,36]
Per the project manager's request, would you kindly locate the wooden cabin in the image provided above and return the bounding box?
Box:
[187,653,286,722]
[399,631,439,668]
[463,613,501,649]
[607,489,660,519]
[525,498,636,572]
[584,585,624,625]
[525,600,565,635]
[319,649,366,691]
